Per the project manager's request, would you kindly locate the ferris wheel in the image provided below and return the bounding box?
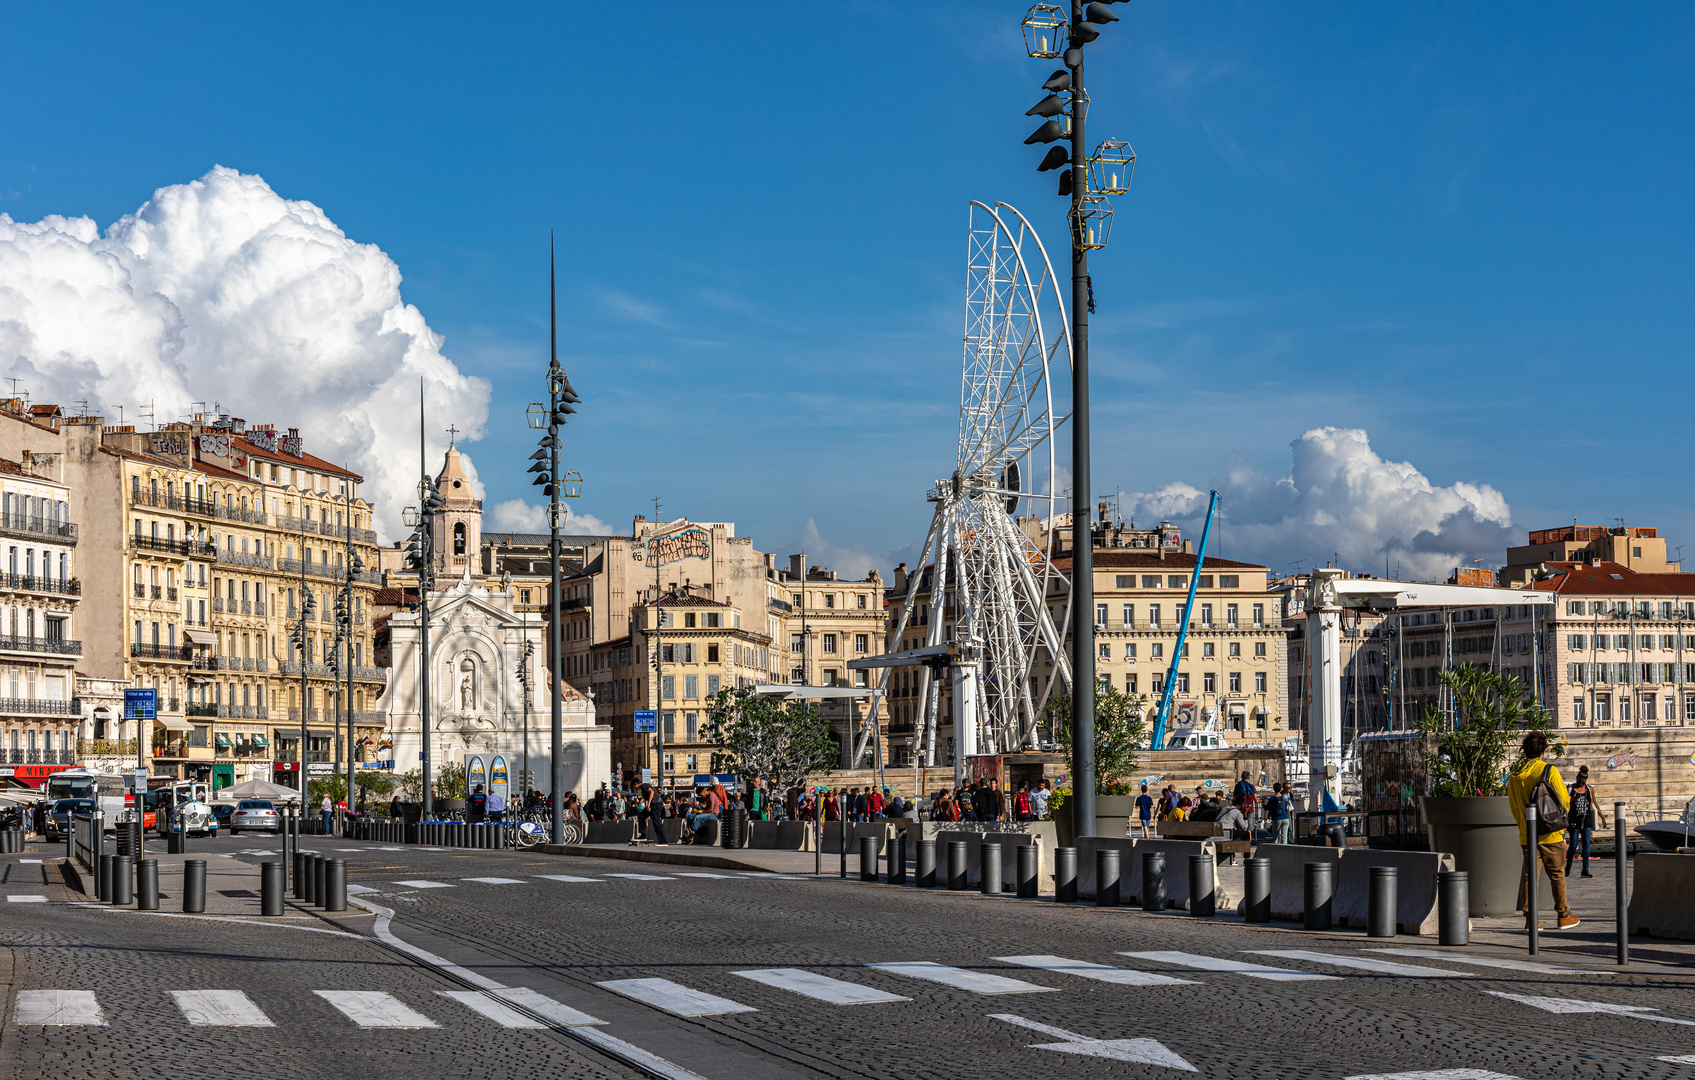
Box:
[869,201,1075,772]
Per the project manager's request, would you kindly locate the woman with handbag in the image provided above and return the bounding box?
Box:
[1564,767,1607,878]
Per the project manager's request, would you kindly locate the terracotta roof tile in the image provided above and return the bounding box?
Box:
[1528,561,1695,596]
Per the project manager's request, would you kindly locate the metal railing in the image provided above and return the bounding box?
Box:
[0,698,78,716]
[277,558,381,584]
[78,738,137,756]
[218,550,274,570]
[130,535,215,557]
[1,573,80,596]
[3,636,81,655]
[212,597,225,613]
[128,642,184,660]
[0,512,77,544]
[73,811,103,870]
[182,497,268,525]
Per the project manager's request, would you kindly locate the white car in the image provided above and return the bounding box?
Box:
[230,799,280,834]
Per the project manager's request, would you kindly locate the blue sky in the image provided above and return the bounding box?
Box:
[4,3,1691,577]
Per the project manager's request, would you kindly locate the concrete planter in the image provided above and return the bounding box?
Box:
[1422,795,1549,916]
[1054,795,1136,847]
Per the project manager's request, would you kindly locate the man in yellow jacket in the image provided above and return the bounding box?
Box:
[1507,730,1578,930]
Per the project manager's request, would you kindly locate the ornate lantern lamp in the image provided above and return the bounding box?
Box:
[1021,4,1067,59]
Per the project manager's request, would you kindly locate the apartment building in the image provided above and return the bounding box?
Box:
[0,403,385,790]
[0,454,81,779]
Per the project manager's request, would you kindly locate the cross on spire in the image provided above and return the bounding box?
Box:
[446,424,460,448]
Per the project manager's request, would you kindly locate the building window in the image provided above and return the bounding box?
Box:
[1121,604,1134,627]
[684,674,699,699]
[791,668,804,684]
[1142,575,1160,588]
[1124,674,1137,693]
[706,644,720,663]
[1226,603,1238,627]
[1203,642,1215,659]
[1228,642,1241,658]
[1117,575,1133,588]
[1203,673,1216,694]
[1255,642,1267,658]
[1168,576,1187,590]
[1150,643,1164,660]
[822,634,837,653]
[706,674,720,696]
[661,675,675,700]
[1572,698,1586,725]
[1255,672,1267,693]
[855,669,868,687]
[1149,604,1161,629]
[1124,643,1136,659]
[1252,604,1264,627]
[662,711,675,739]
[663,753,675,772]
[1229,672,1241,693]
[1200,603,1213,627]
[855,634,868,653]
[857,595,866,609]
[790,633,804,652]
[1099,642,1110,659]
[1219,575,1239,588]
[1096,604,1108,627]
[685,711,699,741]
[1197,576,1213,589]
[825,594,835,609]
[1177,673,1190,693]
[685,753,698,771]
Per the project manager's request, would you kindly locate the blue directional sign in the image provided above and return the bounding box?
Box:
[123,688,157,720]
[633,709,657,733]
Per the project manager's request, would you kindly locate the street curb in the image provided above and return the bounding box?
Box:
[536,843,784,873]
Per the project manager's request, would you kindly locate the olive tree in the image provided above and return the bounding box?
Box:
[703,685,837,791]
[1416,663,1557,797]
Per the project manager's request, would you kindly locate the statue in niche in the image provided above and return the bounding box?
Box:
[459,657,477,711]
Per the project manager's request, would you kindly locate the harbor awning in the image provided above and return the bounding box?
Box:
[214,733,232,749]
[185,629,218,646]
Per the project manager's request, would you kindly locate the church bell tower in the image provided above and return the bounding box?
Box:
[432,435,483,579]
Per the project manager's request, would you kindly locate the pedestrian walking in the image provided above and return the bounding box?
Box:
[1032,780,1051,821]
[1508,731,1579,931]
[486,786,506,822]
[639,783,669,845]
[1133,783,1154,838]
[467,785,488,823]
[1013,783,1033,822]
[319,793,332,835]
[1266,782,1293,845]
[1564,766,1606,878]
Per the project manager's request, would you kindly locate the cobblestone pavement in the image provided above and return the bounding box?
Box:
[10,833,1695,1079]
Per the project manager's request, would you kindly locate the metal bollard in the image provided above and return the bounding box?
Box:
[97,854,114,902]
[1141,851,1166,911]
[1304,862,1334,931]
[889,835,907,886]
[1526,803,1539,956]
[1054,847,1077,903]
[112,855,134,905]
[1016,844,1038,899]
[916,839,937,888]
[493,821,506,850]
[314,854,329,908]
[981,842,1002,895]
[293,850,307,899]
[1437,870,1470,946]
[136,859,159,910]
[1244,857,1271,923]
[1096,848,1120,907]
[261,860,284,916]
[183,859,207,913]
[1189,855,1215,917]
[946,840,968,890]
[1367,866,1398,938]
[305,854,322,907]
[1616,801,1629,966]
[326,859,347,912]
[860,836,879,882]
[166,832,186,855]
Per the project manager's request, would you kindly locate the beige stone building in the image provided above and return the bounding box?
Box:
[0,403,384,791]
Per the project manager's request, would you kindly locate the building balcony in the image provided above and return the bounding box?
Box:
[218,550,274,571]
[129,642,187,662]
[277,558,381,584]
[1,572,79,597]
[182,497,268,526]
[129,490,184,512]
[0,697,80,717]
[0,512,77,546]
[2,636,82,657]
[130,535,215,558]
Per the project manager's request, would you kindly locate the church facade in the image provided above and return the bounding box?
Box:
[375,446,610,799]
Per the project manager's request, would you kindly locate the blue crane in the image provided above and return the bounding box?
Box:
[1149,490,1219,751]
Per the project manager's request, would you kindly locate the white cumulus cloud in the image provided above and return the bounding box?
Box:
[1126,427,1516,580]
[488,498,614,537]
[0,165,491,542]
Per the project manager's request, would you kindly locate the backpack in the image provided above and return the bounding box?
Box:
[1531,763,1569,834]
[1239,786,1257,815]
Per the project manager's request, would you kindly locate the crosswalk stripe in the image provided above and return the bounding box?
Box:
[1344,1071,1524,1080]
[996,955,1197,987]
[1367,948,1592,975]
[171,989,273,1026]
[1118,951,1340,982]
[734,968,908,1004]
[334,848,362,852]
[15,990,105,1025]
[674,872,737,879]
[378,846,406,851]
[602,873,672,880]
[18,858,42,864]
[534,874,602,883]
[1251,950,1455,978]
[439,990,545,1028]
[461,877,527,885]
[391,880,453,889]
[739,872,804,879]
[493,988,605,1027]
[7,895,48,903]
[346,884,379,894]
[316,990,438,1028]
[598,977,757,1016]
[867,961,1057,995]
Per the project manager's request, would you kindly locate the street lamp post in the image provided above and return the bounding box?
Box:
[287,571,315,813]
[527,235,582,846]
[403,399,444,820]
[1020,0,1131,838]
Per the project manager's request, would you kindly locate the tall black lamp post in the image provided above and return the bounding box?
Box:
[1021,0,1133,839]
[403,465,444,819]
[527,235,583,846]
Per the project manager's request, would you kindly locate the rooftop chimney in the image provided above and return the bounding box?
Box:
[789,554,804,579]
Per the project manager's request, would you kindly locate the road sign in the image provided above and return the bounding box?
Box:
[633,709,657,733]
[123,688,157,720]
[640,766,652,784]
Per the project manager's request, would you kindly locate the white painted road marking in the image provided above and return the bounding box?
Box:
[18,858,42,864]
[602,873,673,880]
[1485,991,1695,1025]
[1252,950,1456,978]
[391,880,454,889]
[739,872,805,879]
[439,990,545,1028]
[1345,1072,1524,1080]
[316,990,439,1028]
[996,955,1196,987]
[597,977,756,1017]
[674,872,737,879]
[7,895,48,903]
[171,989,274,1026]
[493,987,605,1027]
[534,874,602,883]
[867,961,1057,995]
[734,968,908,1004]
[1119,951,1340,982]
[461,877,527,885]
[378,846,406,851]
[346,884,379,894]
[15,990,105,1025]
[990,1014,1196,1071]
[1368,948,1591,975]
[1658,1056,1695,1065]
